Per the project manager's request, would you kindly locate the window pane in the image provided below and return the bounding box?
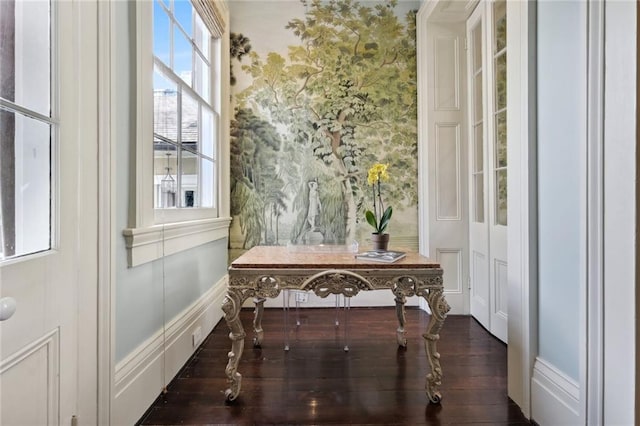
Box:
[0,110,51,259]
[181,90,199,153]
[154,66,178,142]
[194,13,210,58]
[194,53,210,103]
[154,143,178,208]
[201,108,216,159]
[496,169,507,225]
[200,157,215,208]
[495,53,507,110]
[173,25,193,86]
[473,72,483,122]
[474,173,484,223]
[495,110,507,168]
[494,0,507,53]
[1,0,51,117]
[180,147,198,207]
[153,0,171,66]
[173,0,193,36]
[474,123,483,173]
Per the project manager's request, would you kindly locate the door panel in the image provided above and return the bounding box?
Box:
[487,0,508,342]
[426,22,469,314]
[0,1,98,424]
[0,330,59,425]
[467,5,490,327]
[467,0,508,343]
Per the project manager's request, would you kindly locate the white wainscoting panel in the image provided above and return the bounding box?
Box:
[113,276,228,426]
[532,358,580,425]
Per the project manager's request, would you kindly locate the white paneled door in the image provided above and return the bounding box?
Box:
[467,0,508,343]
[0,1,98,424]
[425,20,470,314]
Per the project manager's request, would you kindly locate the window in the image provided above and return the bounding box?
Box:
[0,0,53,261]
[492,0,507,226]
[153,0,218,211]
[123,0,230,267]
[470,19,484,224]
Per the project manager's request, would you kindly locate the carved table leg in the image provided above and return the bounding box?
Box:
[421,287,450,404]
[222,289,247,402]
[394,294,408,347]
[253,296,266,347]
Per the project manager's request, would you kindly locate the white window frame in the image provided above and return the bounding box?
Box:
[123,0,231,267]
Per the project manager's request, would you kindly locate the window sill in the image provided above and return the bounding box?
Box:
[123,216,231,267]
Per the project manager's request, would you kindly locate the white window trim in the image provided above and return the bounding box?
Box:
[123,0,231,267]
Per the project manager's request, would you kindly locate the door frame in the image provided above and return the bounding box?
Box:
[97,1,115,424]
[417,0,537,417]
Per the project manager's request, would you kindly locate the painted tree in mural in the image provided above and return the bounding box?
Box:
[230,107,286,248]
[236,0,417,245]
[230,32,252,86]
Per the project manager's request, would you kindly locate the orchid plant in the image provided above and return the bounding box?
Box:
[365,163,393,234]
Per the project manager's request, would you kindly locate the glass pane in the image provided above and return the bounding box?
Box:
[494,0,507,53]
[194,53,210,103]
[472,22,482,72]
[496,168,507,225]
[153,0,171,66]
[495,110,507,168]
[194,13,210,58]
[173,25,193,86]
[1,0,51,117]
[495,52,507,110]
[173,0,193,36]
[201,107,216,159]
[181,90,199,152]
[180,148,198,207]
[474,173,484,223]
[200,157,215,208]
[0,110,51,259]
[154,142,178,208]
[154,66,178,142]
[474,72,483,122]
[474,123,483,173]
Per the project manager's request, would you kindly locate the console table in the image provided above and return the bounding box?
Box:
[222,246,450,404]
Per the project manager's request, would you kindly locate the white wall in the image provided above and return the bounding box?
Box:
[532,2,587,424]
[536,0,586,382]
[603,1,637,424]
[112,0,229,364]
[109,2,230,423]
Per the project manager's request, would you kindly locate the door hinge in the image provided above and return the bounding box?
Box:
[71,415,78,426]
[468,277,471,290]
[464,37,468,51]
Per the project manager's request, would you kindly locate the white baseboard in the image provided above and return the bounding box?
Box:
[112,275,228,426]
[531,357,581,425]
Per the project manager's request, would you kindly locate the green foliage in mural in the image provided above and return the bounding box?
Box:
[230,108,286,247]
[230,32,252,86]
[231,0,418,248]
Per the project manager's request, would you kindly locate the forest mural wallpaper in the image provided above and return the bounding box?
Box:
[229,0,420,254]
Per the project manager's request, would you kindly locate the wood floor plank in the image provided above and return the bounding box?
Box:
[137,308,529,425]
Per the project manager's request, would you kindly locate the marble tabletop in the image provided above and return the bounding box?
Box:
[230,245,441,270]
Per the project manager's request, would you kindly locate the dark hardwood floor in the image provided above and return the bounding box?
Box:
[138,307,529,425]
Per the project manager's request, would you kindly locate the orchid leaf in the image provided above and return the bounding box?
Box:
[365,210,378,230]
[377,206,393,233]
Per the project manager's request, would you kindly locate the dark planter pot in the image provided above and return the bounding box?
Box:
[371,233,390,251]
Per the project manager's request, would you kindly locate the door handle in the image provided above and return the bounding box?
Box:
[0,297,16,321]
